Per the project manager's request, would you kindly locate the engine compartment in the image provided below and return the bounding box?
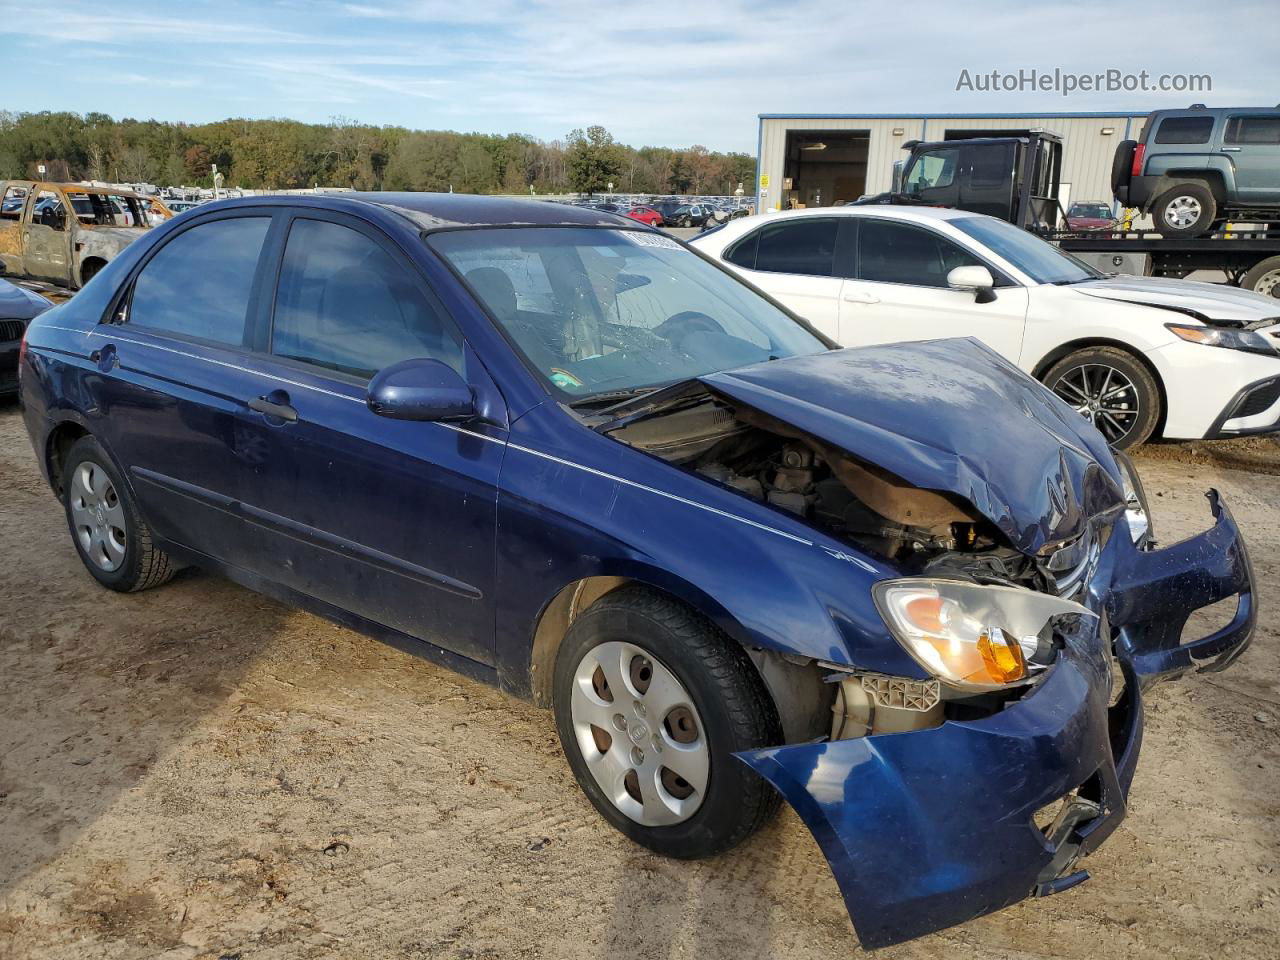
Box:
[607,396,1051,590]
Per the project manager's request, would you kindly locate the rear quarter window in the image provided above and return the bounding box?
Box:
[1153,116,1214,145]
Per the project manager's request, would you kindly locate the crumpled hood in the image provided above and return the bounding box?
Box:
[0,279,51,321]
[1071,275,1280,326]
[699,338,1124,556]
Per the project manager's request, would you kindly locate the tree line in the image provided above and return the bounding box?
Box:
[0,111,755,196]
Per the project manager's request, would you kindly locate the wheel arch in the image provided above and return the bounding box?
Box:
[527,572,757,709]
[44,417,91,501]
[1030,337,1169,437]
[78,256,108,288]
[1145,171,1227,210]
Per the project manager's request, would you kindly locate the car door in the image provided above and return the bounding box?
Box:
[722,217,854,342]
[23,190,74,284]
[901,144,961,208]
[1223,114,1280,204]
[89,210,284,576]
[0,183,32,276]
[841,217,1028,359]
[236,211,505,665]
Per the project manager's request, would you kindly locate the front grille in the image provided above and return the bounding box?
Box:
[1232,379,1280,418]
[0,319,25,342]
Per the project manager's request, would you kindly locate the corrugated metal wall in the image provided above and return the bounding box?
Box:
[757,114,1148,214]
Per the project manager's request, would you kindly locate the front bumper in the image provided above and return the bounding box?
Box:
[738,491,1254,948]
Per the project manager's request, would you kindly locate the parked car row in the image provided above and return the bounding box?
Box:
[14,192,1257,949]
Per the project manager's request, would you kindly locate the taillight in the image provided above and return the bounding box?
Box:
[1131,143,1145,177]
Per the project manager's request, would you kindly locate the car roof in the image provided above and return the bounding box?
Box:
[192,192,638,232]
[729,204,979,225]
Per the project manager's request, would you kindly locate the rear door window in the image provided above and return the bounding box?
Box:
[128,216,271,346]
[752,218,840,277]
[1153,116,1214,144]
[270,217,462,379]
[1225,115,1280,145]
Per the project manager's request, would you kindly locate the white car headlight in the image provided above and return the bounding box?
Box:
[873,578,1097,690]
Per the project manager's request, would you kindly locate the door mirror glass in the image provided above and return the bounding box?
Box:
[367,358,474,422]
[891,159,905,194]
[947,265,997,303]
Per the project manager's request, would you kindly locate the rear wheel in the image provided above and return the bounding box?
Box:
[1041,347,1161,450]
[1153,183,1217,237]
[1241,256,1280,298]
[62,436,175,592]
[553,585,781,859]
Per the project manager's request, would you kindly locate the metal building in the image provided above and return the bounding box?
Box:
[754,112,1148,213]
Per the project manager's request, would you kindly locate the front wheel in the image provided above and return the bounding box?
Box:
[1041,347,1161,450]
[553,585,781,859]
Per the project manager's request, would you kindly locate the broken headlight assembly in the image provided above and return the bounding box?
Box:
[1112,450,1153,546]
[872,579,1097,690]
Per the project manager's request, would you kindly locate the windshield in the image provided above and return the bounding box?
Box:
[952,216,1102,284]
[430,227,826,401]
[1070,204,1112,219]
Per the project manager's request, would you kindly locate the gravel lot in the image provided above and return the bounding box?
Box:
[1,399,1277,960]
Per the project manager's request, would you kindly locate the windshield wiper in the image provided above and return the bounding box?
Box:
[567,386,662,409]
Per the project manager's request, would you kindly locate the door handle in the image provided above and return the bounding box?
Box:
[1220,147,1242,152]
[842,289,881,304]
[248,391,298,423]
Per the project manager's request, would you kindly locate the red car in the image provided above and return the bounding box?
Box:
[1066,202,1117,231]
[624,205,664,227]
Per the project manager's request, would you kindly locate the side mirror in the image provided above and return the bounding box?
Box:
[947,265,997,304]
[367,358,474,422]
[891,159,906,194]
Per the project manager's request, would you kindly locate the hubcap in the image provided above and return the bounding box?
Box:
[570,640,710,826]
[1164,195,1202,229]
[1051,363,1139,445]
[69,460,127,572]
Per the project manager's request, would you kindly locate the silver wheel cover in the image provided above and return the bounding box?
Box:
[70,460,128,572]
[569,640,710,826]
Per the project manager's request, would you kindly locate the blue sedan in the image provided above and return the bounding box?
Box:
[16,194,1255,947]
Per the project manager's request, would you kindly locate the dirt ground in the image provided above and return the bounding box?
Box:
[0,401,1277,960]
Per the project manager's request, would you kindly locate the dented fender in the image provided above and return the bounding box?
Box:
[738,491,1253,948]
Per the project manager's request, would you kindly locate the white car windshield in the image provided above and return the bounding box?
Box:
[431,227,827,403]
[952,216,1103,285]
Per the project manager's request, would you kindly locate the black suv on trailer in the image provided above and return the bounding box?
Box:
[1114,105,1280,237]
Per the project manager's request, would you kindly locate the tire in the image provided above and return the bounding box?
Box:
[62,435,176,592]
[1240,255,1280,298]
[1041,347,1161,450]
[553,585,782,860]
[1152,183,1217,237]
[1111,139,1137,194]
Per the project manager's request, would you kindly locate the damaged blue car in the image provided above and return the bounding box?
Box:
[17,195,1255,947]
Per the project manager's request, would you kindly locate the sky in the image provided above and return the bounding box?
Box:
[2,0,1277,152]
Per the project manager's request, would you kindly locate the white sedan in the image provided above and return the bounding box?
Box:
[691,206,1280,449]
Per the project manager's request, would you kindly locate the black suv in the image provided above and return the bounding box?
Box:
[1113,105,1280,237]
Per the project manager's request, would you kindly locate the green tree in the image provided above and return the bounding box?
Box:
[566,125,622,195]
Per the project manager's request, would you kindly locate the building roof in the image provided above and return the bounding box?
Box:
[758,111,1144,120]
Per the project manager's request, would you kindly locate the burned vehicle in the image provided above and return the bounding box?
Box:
[0,180,170,289]
[17,195,1255,947]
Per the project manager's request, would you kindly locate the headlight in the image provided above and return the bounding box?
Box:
[1112,450,1153,546]
[1166,322,1275,356]
[873,579,1096,690]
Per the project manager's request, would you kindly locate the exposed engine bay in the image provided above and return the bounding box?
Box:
[606,395,1056,591]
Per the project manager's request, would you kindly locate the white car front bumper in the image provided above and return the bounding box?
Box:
[1149,340,1280,439]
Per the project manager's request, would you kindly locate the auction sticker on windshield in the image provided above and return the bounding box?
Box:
[624,231,682,250]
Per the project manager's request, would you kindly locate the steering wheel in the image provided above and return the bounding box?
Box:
[654,311,727,352]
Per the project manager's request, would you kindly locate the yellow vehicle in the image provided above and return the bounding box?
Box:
[0,181,172,289]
